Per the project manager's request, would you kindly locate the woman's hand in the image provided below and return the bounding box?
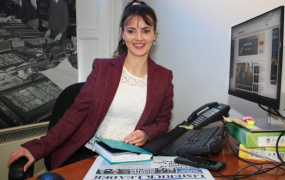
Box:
[123,130,149,146]
[45,29,51,38]
[54,33,63,41]
[7,147,35,172]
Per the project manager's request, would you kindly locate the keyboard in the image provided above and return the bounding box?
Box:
[159,126,225,156]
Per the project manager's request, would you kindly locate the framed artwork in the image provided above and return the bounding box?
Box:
[0,0,78,130]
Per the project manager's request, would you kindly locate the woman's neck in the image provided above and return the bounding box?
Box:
[124,54,148,78]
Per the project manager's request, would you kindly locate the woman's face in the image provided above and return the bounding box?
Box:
[122,16,157,59]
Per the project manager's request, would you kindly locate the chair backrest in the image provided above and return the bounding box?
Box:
[8,82,85,180]
[44,82,85,171]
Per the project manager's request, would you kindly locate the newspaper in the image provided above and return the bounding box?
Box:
[84,156,215,180]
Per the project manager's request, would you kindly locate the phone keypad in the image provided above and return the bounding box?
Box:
[192,108,220,127]
[203,108,219,117]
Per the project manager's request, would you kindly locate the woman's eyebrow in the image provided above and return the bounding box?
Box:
[126,27,136,29]
[142,27,151,30]
[126,26,151,30]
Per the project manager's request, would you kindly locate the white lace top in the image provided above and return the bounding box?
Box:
[85,67,147,150]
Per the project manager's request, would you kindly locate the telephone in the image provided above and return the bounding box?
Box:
[143,102,230,155]
[181,102,230,129]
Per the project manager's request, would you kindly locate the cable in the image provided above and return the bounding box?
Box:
[258,104,285,164]
[276,131,285,164]
[212,122,285,179]
[236,145,280,163]
[273,108,285,120]
[258,104,285,121]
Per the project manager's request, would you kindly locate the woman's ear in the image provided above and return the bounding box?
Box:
[154,28,158,40]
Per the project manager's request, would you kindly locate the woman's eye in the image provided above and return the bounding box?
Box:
[143,30,150,34]
[127,30,134,34]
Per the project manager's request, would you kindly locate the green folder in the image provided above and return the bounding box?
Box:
[95,136,153,164]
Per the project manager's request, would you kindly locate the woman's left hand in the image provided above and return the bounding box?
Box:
[123,130,148,146]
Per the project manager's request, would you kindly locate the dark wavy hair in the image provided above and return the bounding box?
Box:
[113,0,157,57]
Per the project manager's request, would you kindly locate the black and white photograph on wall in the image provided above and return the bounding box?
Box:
[0,0,78,130]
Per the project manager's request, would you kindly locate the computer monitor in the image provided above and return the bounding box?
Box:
[228,6,285,131]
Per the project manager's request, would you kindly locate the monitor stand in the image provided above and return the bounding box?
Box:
[248,111,285,132]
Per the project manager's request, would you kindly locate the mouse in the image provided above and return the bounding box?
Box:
[36,172,65,180]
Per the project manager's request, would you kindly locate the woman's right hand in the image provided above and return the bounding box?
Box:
[7,147,35,172]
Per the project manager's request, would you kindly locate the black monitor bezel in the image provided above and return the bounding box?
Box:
[228,6,284,109]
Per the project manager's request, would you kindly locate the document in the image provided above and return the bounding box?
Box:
[95,136,152,163]
[84,156,215,180]
[41,58,78,90]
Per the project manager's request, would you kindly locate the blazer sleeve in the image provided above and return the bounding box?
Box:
[140,70,174,143]
[21,59,100,162]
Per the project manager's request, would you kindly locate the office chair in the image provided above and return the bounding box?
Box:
[8,82,85,180]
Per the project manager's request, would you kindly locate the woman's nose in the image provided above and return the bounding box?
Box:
[136,32,143,40]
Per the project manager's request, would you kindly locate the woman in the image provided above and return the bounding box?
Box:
[7,0,174,172]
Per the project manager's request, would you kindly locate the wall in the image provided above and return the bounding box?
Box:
[133,0,285,128]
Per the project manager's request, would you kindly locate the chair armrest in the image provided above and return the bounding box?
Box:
[8,156,34,180]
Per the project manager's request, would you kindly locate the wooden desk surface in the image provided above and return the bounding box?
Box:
[27,137,285,180]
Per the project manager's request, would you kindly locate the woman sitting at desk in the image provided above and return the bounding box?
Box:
[7,0,174,172]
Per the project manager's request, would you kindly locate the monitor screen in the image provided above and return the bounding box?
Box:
[228,6,284,109]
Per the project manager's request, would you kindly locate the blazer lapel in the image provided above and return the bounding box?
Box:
[96,54,125,124]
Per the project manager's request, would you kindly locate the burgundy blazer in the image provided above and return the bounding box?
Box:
[22,52,174,169]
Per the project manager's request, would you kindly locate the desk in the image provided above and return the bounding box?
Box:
[27,136,285,180]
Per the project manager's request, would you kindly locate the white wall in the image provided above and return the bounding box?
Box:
[132,0,285,128]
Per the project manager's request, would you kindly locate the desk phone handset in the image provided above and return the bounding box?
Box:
[184,102,230,129]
